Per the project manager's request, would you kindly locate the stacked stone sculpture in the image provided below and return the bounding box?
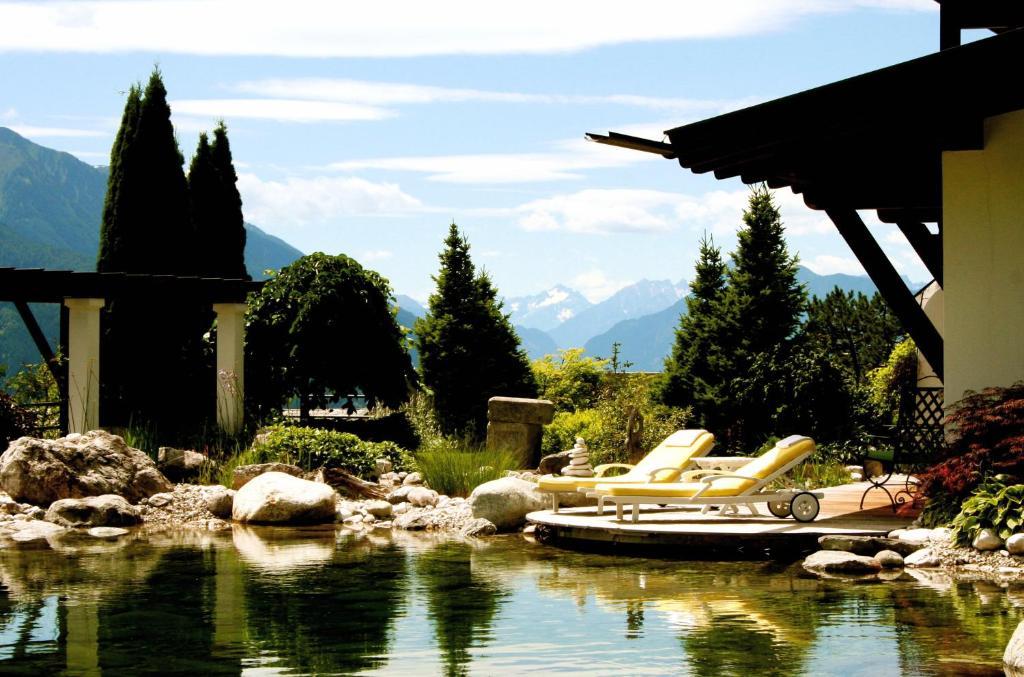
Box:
[561,438,593,478]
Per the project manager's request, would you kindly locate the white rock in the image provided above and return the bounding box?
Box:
[802,550,881,574]
[363,500,393,518]
[337,507,354,520]
[392,502,410,516]
[87,526,129,538]
[974,528,1003,551]
[403,472,424,486]
[46,494,141,527]
[204,488,235,519]
[904,547,941,568]
[468,477,547,531]
[8,519,66,543]
[888,529,907,540]
[930,527,953,543]
[898,528,936,545]
[1005,620,1024,670]
[343,515,362,525]
[875,550,905,568]
[231,472,337,524]
[1007,534,1024,556]
[362,513,376,523]
[407,487,439,507]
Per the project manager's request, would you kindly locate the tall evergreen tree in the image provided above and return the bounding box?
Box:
[97,84,142,272]
[803,289,903,384]
[208,122,247,278]
[723,185,807,447]
[415,223,537,440]
[656,234,731,432]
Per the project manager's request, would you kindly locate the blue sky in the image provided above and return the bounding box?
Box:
[0,1,943,301]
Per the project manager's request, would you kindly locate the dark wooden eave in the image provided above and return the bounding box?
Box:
[0,268,263,304]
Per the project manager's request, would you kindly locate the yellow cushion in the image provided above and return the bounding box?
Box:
[598,436,816,498]
[536,429,715,493]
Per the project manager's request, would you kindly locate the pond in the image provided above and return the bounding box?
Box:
[0,526,1019,676]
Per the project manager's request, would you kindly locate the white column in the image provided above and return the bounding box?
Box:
[213,303,247,434]
[63,298,104,434]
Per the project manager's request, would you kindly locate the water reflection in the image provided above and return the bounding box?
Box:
[0,528,1021,675]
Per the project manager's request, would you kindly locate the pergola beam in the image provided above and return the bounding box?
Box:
[13,300,65,389]
[897,221,943,285]
[825,208,944,381]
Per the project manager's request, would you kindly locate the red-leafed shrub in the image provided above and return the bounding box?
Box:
[917,382,1024,525]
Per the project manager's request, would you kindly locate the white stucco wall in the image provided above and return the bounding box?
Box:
[917,282,943,388]
[942,108,1024,404]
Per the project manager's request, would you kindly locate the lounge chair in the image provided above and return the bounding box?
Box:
[588,435,823,523]
[537,429,716,512]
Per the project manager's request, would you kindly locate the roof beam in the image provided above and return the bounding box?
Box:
[825,208,943,381]
[585,132,676,159]
[897,221,943,285]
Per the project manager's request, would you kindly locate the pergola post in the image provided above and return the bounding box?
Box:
[213,303,247,435]
[63,298,104,433]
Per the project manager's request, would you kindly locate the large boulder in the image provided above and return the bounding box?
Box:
[204,488,236,519]
[1006,621,1024,674]
[157,447,214,483]
[469,476,547,531]
[232,472,337,524]
[818,535,923,557]
[46,494,141,527]
[231,463,304,490]
[0,431,172,505]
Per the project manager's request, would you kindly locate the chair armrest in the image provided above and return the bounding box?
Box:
[643,467,684,482]
[680,469,730,482]
[594,463,634,477]
[700,473,759,485]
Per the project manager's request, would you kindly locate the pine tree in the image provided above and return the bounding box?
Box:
[723,185,807,447]
[208,121,247,279]
[656,234,730,431]
[803,289,903,384]
[415,223,537,440]
[187,131,217,275]
[97,84,142,272]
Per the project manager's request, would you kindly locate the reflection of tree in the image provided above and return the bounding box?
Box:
[96,547,237,674]
[243,539,409,674]
[417,541,508,677]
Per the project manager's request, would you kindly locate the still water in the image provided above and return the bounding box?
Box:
[0,526,1019,676]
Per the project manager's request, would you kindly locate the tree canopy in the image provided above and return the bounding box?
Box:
[415,223,537,440]
[246,253,416,418]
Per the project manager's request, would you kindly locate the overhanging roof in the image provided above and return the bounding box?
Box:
[0,268,262,304]
[590,27,1024,224]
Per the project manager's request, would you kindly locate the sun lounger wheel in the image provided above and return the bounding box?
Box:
[789,492,820,522]
[767,499,791,518]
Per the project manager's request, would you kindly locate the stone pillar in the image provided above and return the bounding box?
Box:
[486,397,555,467]
[64,298,104,433]
[213,303,247,435]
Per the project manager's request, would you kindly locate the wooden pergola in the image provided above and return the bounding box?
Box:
[0,267,262,434]
[587,5,1024,384]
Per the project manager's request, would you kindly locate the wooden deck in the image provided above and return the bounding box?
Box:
[527,480,921,557]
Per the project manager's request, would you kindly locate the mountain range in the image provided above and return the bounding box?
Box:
[0,127,922,376]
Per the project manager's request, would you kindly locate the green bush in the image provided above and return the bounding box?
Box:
[542,409,603,458]
[249,424,414,476]
[532,348,607,412]
[866,338,918,424]
[414,447,522,497]
[950,477,1024,546]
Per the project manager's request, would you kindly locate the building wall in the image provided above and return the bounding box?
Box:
[917,282,943,388]
[942,108,1024,404]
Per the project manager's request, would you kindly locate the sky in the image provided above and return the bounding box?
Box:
[0,0,946,302]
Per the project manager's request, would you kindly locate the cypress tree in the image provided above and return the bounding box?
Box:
[97,84,142,272]
[656,234,731,431]
[415,223,537,441]
[208,122,247,278]
[187,132,218,275]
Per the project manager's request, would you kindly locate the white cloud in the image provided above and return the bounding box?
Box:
[237,173,423,228]
[329,136,655,184]
[571,269,630,303]
[0,1,935,57]
[361,249,393,262]
[8,125,107,138]
[170,99,392,123]
[236,77,747,114]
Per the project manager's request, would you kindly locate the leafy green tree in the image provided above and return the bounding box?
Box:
[656,234,731,432]
[531,348,607,412]
[415,224,537,440]
[246,253,415,419]
[803,288,903,384]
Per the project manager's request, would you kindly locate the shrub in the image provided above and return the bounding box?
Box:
[414,447,522,497]
[0,392,36,449]
[866,338,918,424]
[542,409,603,458]
[917,381,1024,514]
[949,477,1024,546]
[532,348,607,412]
[249,424,414,476]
